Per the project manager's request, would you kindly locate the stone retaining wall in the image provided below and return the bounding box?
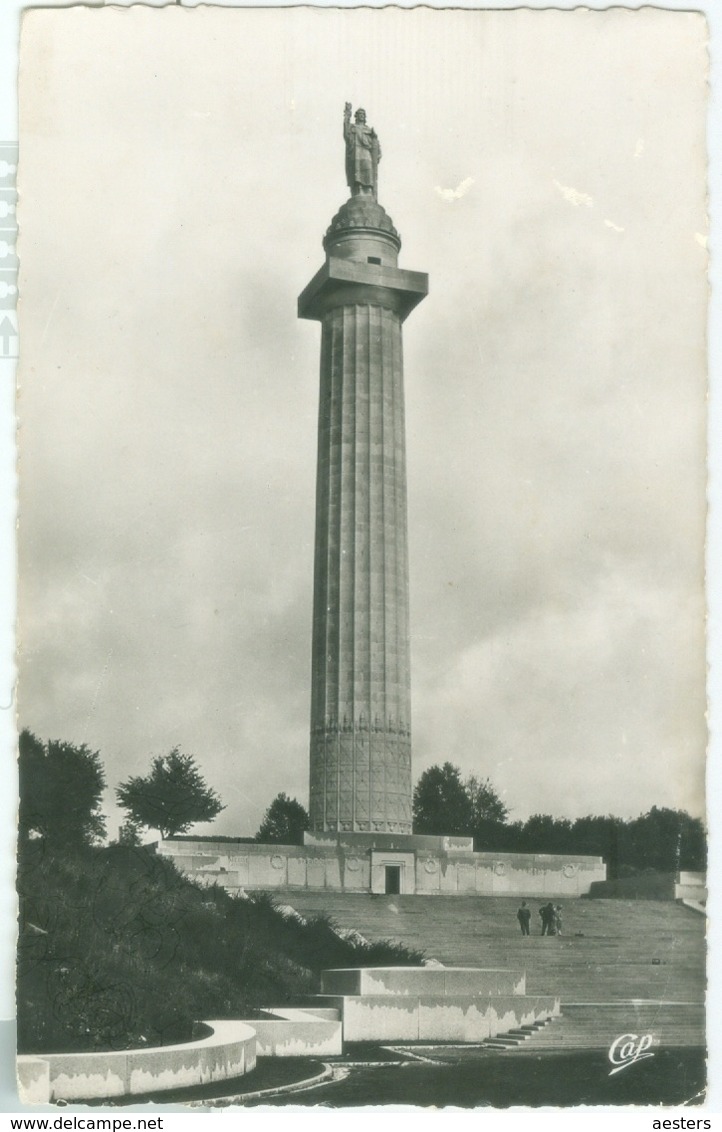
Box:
[312,965,559,1043]
[17,1020,256,1104]
[320,966,526,997]
[316,992,560,1042]
[158,839,605,897]
[250,1008,342,1057]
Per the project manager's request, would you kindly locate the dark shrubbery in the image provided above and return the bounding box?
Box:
[17,841,422,1055]
[16,729,422,1056]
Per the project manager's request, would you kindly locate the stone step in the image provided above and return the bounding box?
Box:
[277,892,705,1008]
[274,892,705,1052]
[515,1004,706,1051]
[482,1017,555,1050]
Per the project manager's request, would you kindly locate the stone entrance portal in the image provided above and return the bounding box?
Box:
[370,850,415,895]
[385,865,401,895]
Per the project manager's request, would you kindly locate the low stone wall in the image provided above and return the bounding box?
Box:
[250,1008,342,1057]
[413,852,603,897]
[18,965,562,1101]
[16,1058,49,1105]
[17,1020,257,1104]
[158,839,605,897]
[675,871,706,903]
[587,870,707,903]
[587,874,675,900]
[587,871,708,901]
[320,966,526,997]
[311,964,559,1043]
[316,992,559,1042]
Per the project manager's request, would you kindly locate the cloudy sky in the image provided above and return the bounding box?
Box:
[17,5,708,837]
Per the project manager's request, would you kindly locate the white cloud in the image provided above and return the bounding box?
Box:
[553,179,594,208]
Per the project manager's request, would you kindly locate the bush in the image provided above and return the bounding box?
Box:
[17,841,422,1055]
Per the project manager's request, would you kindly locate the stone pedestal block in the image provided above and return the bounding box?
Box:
[313,965,558,1044]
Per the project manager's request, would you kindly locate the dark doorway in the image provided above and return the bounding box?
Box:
[385,865,401,895]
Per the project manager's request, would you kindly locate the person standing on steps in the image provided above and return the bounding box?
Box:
[554,904,563,936]
[539,902,556,935]
[517,900,531,936]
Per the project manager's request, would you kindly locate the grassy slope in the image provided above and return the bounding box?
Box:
[17,843,422,1054]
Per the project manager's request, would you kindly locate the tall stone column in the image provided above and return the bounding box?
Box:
[299,188,427,834]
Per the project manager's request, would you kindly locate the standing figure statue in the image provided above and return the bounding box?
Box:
[344,103,381,199]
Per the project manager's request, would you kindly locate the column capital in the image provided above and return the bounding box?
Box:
[298,256,428,322]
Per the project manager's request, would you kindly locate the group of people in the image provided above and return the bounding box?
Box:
[516,900,563,936]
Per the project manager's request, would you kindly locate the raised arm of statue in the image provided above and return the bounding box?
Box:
[343,102,352,147]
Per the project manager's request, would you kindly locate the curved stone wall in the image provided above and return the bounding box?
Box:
[17,1020,257,1104]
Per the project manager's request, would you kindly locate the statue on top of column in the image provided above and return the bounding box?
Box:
[344,103,381,199]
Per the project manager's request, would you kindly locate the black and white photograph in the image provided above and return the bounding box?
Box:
[13,4,709,1110]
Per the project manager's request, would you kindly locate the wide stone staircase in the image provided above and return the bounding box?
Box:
[510,1003,705,1051]
[273,892,706,1050]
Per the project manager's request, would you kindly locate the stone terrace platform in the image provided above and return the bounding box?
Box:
[159,835,605,897]
[310,966,558,1043]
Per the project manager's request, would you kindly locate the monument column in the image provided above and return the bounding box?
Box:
[298,105,427,834]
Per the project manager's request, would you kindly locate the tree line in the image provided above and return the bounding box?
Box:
[411,761,705,877]
[18,731,705,876]
[256,761,705,877]
[18,730,223,850]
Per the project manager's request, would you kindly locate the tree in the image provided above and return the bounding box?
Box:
[569,815,625,876]
[466,774,508,825]
[517,814,574,854]
[18,729,106,850]
[256,793,309,844]
[464,774,509,850]
[116,817,143,847]
[625,807,706,874]
[116,749,224,840]
[678,813,707,872]
[413,762,473,835]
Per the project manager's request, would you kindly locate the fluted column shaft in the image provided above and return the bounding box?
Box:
[309,302,412,833]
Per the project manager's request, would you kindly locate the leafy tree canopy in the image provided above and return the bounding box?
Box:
[116,817,143,847]
[116,749,224,840]
[626,806,706,873]
[413,763,508,837]
[413,762,473,835]
[466,774,509,826]
[256,793,309,845]
[18,729,106,850]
